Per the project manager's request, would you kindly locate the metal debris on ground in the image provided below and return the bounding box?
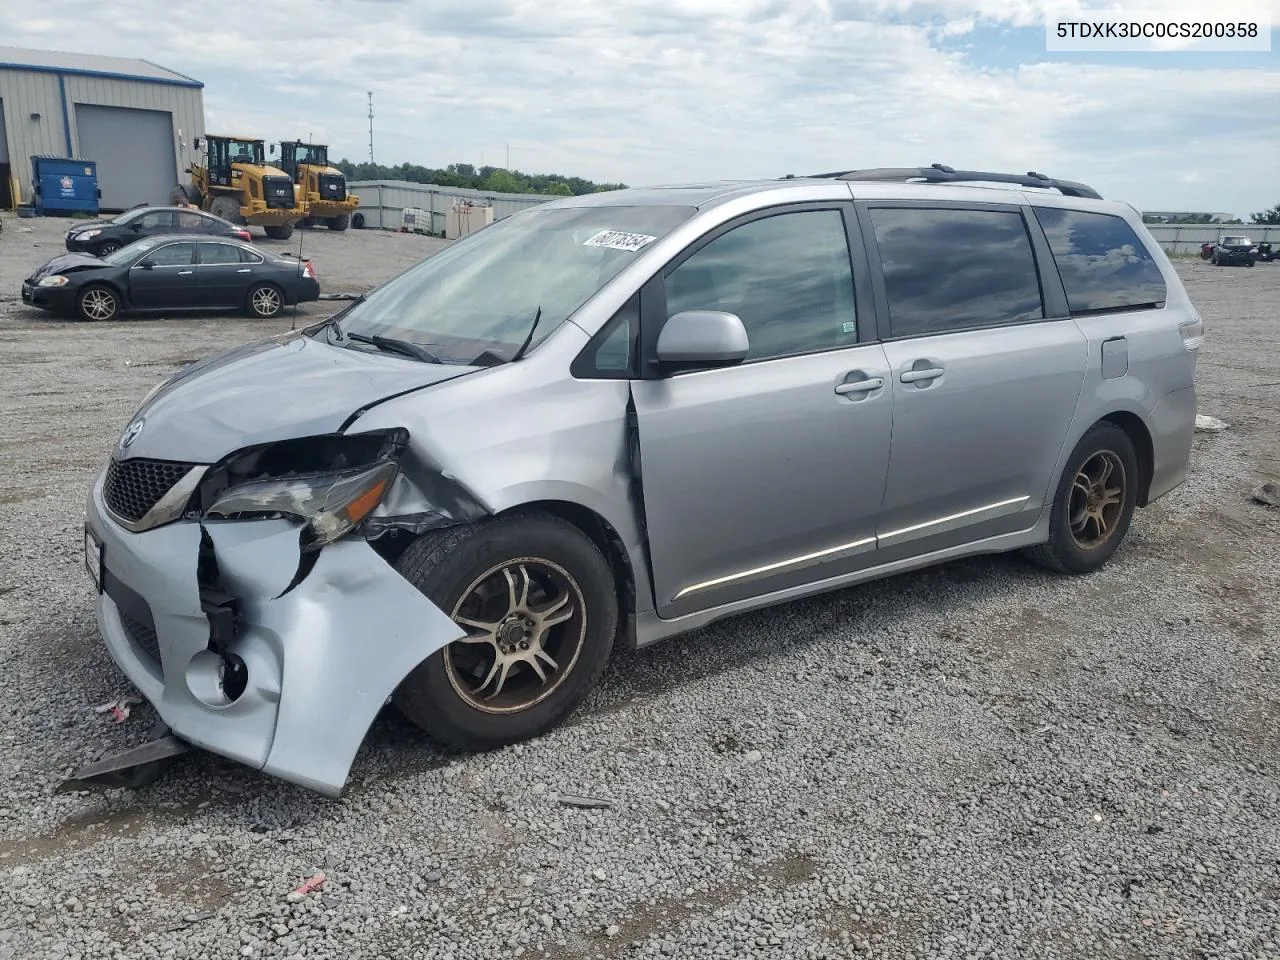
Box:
[94,696,142,724]
[1251,481,1280,507]
[558,795,615,810]
[1194,415,1230,433]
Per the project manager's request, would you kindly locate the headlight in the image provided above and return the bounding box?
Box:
[204,459,398,549]
[78,229,102,240]
[38,275,70,287]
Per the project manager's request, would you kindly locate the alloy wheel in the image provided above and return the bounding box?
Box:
[81,288,117,321]
[445,559,587,714]
[251,287,281,317]
[1067,450,1126,550]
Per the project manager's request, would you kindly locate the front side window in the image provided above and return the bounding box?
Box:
[663,209,858,362]
[143,242,195,267]
[330,204,695,364]
[198,242,241,265]
[135,211,176,230]
[869,207,1044,338]
[1033,207,1167,314]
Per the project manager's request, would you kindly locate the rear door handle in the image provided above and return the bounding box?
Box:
[900,366,944,383]
[834,376,884,396]
[177,270,193,276]
[236,268,251,273]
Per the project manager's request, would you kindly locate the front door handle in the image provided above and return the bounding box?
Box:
[236,268,251,273]
[900,366,944,384]
[177,269,193,276]
[834,376,884,396]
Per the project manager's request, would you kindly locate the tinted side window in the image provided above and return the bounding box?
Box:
[136,211,175,230]
[1032,207,1167,314]
[664,210,857,362]
[145,242,194,266]
[869,207,1044,338]
[198,242,241,265]
[238,247,264,264]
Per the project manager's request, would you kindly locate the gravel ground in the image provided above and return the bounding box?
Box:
[1,211,1278,960]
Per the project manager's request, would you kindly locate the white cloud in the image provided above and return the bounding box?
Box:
[5,0,1278,215]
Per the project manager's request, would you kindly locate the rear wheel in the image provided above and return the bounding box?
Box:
[327,214,350,232]
[393,512,618,751]
[210,197,241,224]
[351,212,365,229]
[77,284,119,322]
[246,283,283,318]
[1025,422,1139,575]
[263,224,294,240]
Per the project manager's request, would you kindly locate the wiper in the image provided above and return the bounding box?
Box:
[510,306,543,363]
[325,295,366,340]
[346,332,440,364]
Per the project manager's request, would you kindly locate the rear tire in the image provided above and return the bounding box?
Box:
[392,511,618,751]
[246,283,283,318]
[77,284,120,322]
[351,212,365,229]
[327,214,350,232]
[210,197,241,224]
[263,224,294,241]
[1024,422,1139,575]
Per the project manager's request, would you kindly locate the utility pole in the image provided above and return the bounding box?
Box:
[506,142,510,170]
[367,91,374,165]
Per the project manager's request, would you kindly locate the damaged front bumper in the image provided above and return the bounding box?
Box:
[84,471,465,796]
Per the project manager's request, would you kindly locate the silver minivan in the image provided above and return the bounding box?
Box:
[82,167,1202,795]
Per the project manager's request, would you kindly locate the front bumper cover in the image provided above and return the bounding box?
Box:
[85,471,465,796]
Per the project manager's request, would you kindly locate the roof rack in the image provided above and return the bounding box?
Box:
[792,164,1102,200]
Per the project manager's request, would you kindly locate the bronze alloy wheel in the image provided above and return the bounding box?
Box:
[444,558,587,714]
[1067,450,1126,550]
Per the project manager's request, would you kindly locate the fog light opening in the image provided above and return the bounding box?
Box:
[220,654,248,702]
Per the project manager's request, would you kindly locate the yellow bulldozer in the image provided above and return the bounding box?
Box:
[174,135,307,240]
[278,141,359,231]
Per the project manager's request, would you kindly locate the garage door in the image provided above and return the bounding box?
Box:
[74,104,176,211]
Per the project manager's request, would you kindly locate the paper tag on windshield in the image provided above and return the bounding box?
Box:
[582,230,657,253]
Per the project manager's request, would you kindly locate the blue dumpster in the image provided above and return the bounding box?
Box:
[31,156,100,215]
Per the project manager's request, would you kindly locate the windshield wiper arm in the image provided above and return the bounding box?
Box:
[325,295,366,340]
[509,306,543,363]
[346,332,440,364]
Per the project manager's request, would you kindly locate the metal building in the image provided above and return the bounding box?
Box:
[0,46,204,211]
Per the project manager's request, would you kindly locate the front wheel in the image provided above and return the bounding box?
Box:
[246,283,283,318]
[393,512,618,751]
[263,224,294,240]
[77,284,119,322]
[96,240,121,256]
[1025,422,1139,575]
[327,214,350,232]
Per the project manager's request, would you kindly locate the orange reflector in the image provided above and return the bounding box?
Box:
[342,479,389,524]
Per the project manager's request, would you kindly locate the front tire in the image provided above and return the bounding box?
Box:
[393,512,618,751]
[246,283,283,318]
[1025,422,1139,575]
[96,240,121,256]
[263,224,294,240]
[77,284,119,322]
[327,214,350,232]
[210,197,242,224]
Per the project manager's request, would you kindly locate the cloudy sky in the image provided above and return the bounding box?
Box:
[8,0,1280,216]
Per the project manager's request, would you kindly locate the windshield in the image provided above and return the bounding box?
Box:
[229,139,265,164]
[298,144,328,165]
[1223,236,1249,245]
[331,203,695,363]
[102,236,164,266]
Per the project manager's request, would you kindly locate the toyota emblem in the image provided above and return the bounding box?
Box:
[119,418,145,449]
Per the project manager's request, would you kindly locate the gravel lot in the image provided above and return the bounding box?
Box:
[1,211,1278,960]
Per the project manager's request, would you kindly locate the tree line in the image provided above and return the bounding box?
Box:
[1142,206,1280,225]
[335,160,627,197]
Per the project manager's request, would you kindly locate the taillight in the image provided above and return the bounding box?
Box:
[302,260,315,279]
[1179,317,1204,351]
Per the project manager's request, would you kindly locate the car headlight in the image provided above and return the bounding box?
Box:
[204,459,398,549]
[78,229,101,240]
[38,275,70,287]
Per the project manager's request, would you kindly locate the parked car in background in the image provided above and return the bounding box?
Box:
[1255,241,1276,263]
[1199,241,1214,260]
[1211,235,1257,267]
[80,166,1203,796]
[64,205,252,257]
[24,234,318,321]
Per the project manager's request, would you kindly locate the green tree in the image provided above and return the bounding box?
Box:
[544,182,573,196]
[1251,204,1280,225]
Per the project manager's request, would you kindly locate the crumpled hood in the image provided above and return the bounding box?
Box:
[30,252,109,280]
[118,330,479,464]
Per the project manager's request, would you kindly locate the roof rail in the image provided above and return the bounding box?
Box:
[794,164,1102,200]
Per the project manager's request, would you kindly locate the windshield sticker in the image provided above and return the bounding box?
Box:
[582,230,658,253]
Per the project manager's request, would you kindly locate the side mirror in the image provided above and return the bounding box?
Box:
[270,144,277,155]
[655,310,749,371]
[137,259,154,270]
[129,221,142,231]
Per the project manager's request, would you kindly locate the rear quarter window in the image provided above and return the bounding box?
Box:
[1033,207,1167,314]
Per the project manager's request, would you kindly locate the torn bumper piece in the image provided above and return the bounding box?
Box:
[85,475,465,796]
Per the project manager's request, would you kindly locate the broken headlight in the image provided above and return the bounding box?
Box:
[205,459,399,549]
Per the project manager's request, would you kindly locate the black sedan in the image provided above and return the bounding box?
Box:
[1210,235,1258,267]
[65,205,252,257]
[23,235,320,321]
